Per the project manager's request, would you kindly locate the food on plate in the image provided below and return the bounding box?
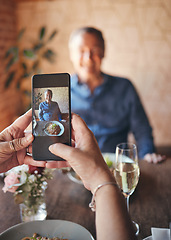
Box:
[46,123,61,135]
[21,232,68,239]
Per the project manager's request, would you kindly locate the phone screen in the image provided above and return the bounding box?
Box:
[32,73,71,161]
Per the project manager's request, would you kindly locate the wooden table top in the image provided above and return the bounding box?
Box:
[0,158,171,239]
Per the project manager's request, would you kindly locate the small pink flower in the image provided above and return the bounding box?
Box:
[2,172,20,193]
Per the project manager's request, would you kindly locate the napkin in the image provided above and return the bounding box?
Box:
[151,227,170,240]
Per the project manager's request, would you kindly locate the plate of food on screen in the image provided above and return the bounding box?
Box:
[44,121,64,136]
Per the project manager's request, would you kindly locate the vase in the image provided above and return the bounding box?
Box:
[19,202,47,222]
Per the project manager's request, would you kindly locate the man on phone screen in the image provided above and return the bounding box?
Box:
[39,89,62,121]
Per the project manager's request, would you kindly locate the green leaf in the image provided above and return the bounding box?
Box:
[32,60,39,71]
[5,58,13,71]
[17,28,25,41]
[48,30,58,41]
[5,56,17,71]
[42,49,56,63]
[21,62,27,71]
[39,27,46,40]
[16,81,21,89]
[23,49,35,59]
[4,47,18,59]
[22,72,32,78]
[24,90,31,97]
[33,43,44,51]
[5,71,15,88]
[4,50,11,59]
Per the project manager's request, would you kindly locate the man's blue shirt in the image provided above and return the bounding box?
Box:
[39,101,61,121]
[71,73,155,158]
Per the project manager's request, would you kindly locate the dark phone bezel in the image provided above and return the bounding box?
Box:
[32,73,71,161]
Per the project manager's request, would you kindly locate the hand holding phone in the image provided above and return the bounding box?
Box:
[32,73,71,161]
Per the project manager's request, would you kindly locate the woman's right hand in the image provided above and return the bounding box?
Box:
[47,114,137,240]
[47,114,114,192]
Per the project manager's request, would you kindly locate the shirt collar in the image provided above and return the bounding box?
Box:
[71,72,109,97]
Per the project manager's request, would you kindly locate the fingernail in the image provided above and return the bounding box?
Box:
[49,144,54,151]
[26,133,33,142]
[49,144,57,152]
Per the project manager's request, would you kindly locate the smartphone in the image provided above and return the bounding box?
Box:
[32,73,71,161]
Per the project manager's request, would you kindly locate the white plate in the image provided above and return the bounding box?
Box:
[0,220,94,240]
[102,153,116,168]
[143,236,152,240]
[32,118,37,129]
[44,121,64,136]
[67,153,116,185]
[67,171,83,185]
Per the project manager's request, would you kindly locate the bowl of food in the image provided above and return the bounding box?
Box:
[44,121,64,136]
[0,220,94,240]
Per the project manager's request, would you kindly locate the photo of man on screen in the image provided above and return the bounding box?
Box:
[39,89,62,121]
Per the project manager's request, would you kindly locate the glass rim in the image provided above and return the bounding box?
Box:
[116,142,137,151]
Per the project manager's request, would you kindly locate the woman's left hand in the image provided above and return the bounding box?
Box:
[0,110,46,173]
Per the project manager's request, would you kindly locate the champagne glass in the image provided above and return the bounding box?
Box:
[114,143,140,235]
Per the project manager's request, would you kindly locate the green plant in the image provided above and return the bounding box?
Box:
[34,92,43,110]
[4,26,57,110]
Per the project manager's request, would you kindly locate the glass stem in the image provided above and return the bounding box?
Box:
[126,195,130,212]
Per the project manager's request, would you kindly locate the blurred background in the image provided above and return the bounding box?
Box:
[0,0,170,153]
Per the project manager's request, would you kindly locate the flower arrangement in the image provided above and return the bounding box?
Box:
[2,164,53,218]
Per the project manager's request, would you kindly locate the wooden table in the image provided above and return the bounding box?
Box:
[130,158,171,239]
[0,159,171,239]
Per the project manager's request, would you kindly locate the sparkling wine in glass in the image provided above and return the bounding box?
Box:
[114,142,140,235]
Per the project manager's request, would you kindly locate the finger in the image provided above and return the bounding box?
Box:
[162,155,166,161]
[156,154,166,163]
[49,114,92,161]
[71,139,75,147]
[49,143,84,163]
[27,145,32,154]
[46,161,70,169]
[8,134,34,153]
[151,153,165,164]
[12,109,32,132]
[145,158,152,163]
[24,130,32,136]
[23,155,46,167]
[71,113,90,136]
[144,154,153,163]
[150,153,158,164]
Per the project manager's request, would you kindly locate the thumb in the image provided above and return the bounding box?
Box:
[49,143,73,161]
[9,134,34,153]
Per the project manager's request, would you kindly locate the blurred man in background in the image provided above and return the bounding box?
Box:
[69,26,165,163]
